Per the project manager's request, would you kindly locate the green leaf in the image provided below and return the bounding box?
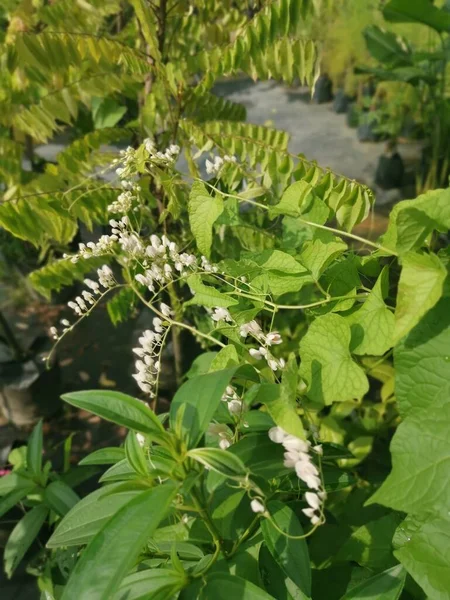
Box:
[299,314,369,405]
[92,97,127,130]
[209,345,240,371]
[261,501,311,597]
[170,366,254,448]
[347,267,394,356]
[26,420,43,478]
[270,180,315,218]
[62,390,166,440]
[259,544,307,600]
[336,514,401,570]
[0,484,37,519]
[188,448,247,478]
[129,0,161,61]
[47,485,142,548]
[367,400,450,519]
[4,504,48,578]
[61,483,178,600]
[340,564,406,600]
[189,181,224,258]
[394,252,446,344]
[29,256,108,300]
[44,481,80,516]
[79,447,125,466]
[393,514,450,600]
[0,472,33,497]
[185,274,238,308]
[113,569,186,600]
[363,25,411,65]
[383,0,450,33]
[394,298,450,417]
[298,230,347,281]
[125,432,148,477]
[107,287,136,326]
[225,433,287,479]
[382,188,450,254]
[252,363,305,440]
[200,572,275,599]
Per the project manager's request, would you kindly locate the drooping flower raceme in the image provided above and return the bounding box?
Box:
[268,426,326,526]
[132,309,172,397]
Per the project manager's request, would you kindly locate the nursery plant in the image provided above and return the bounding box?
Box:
[360,0,450,191]
[0,1,449,600]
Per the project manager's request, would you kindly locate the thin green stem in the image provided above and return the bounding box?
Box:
[130,281,226,348]
[200,180,397,257]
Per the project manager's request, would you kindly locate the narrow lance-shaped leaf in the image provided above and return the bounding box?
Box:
[124,432,148,478]
[27,419,43,478]
[44,480,80,517]
[188,448,247,479]
[61,482,178,600]
[62,390,166,440]
[4,504,49,578]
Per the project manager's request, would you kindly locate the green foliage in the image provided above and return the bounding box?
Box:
[0,1,449,599]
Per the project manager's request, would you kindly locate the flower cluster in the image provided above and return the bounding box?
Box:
[134,233,198,293]
[240,320,285,372]
[205,154,237,176]
[221,385,245,418]
[66,265,115,318]
[132,306,173,396]
[144,139,180,166]
[268,426,325,525]
[108,190,136,214]
[114,146,138,181]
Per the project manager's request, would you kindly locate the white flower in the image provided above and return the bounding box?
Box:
[305,492,321,510]
[249,348,263,360]
[228,399,243,415]
[283,451,300,468]
[268,426,286,444]
[313,444,323,455]
[302,507,316,519]
[160,303,173,318]
[268,359,279,371]
[153,317,164,333]
[49,326,58,339]
[295,458,319,479]
[219,438,231,450]
[282,435,310,454]
[211,307,232,323]
[266,332,283,345]
[136,433,146,447]
[239,320,262,338]
[311,514,321,525]
[250,499,266,514]
[60,319,70,327]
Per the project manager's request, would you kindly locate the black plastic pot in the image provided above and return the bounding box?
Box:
[333,90,352,114]
[0,339,61,428]
[375,152,405,190]
[312,74,333,104]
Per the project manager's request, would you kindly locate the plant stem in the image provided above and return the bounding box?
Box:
[200,180,397,256]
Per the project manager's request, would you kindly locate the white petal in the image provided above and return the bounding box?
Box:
[268,426,286,444]
[250,499,265,514]
[305,492,321,510]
